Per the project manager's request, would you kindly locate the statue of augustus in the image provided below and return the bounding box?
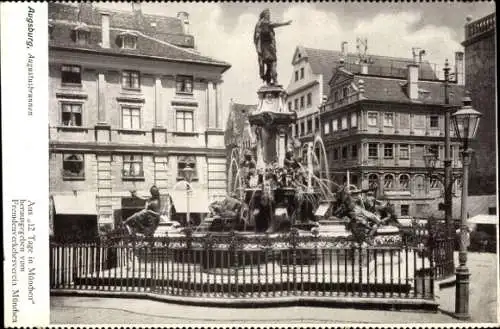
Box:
[254,9,292,85]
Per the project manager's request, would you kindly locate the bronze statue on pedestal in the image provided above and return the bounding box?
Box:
[254,9,292,85]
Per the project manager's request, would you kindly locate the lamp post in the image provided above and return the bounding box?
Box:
[182,164,194,228]
[451,94,482,319]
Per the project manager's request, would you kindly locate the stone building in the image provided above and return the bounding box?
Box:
[321,53,465,218]
[48,3,230,239]
[462,13,497,195]
[285,43,451,160]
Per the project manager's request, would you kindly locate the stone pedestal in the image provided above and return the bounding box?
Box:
[248,85,296,169]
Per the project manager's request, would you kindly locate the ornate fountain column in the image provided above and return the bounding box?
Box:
[248,85,297,170]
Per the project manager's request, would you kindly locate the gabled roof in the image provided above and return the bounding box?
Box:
[298,46,439,94]
[358,76,465,105]
[224,102,257,147]
[49,3,188,46]
[49,22,230,70]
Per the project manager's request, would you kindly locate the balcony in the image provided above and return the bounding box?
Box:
[465,13,496,41]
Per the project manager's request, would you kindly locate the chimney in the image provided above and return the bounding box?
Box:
[341,41,348,58]
[100,12,110,48]
[455,51,465,85]
[361,60,368,74]
[407,63,419,100]
[177,12,190,34]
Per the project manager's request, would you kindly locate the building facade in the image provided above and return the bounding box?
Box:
[285,43,455,161]
[462,13,497,195]
[49,3,230,238]
[321,57,465,218]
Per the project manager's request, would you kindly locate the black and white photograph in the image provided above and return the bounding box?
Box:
[1,1,498,326]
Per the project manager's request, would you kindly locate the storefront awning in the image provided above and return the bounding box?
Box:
[52,192,97,215]
[315,202,331,217]
[169,189,210,213]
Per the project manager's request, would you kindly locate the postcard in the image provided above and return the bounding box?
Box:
[1,1,498,327]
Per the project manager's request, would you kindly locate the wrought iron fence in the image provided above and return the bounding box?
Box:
[50,233,436,300]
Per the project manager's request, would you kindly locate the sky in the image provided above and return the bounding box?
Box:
[97,2,495,120]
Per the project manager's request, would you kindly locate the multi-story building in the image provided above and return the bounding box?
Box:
[48,3,230,239]
[321,54,465,218]
[285,43,449,160]
[462,13,497,195]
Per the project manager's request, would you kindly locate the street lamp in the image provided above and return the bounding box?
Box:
[451,94,482,320]
[182,164,195,228]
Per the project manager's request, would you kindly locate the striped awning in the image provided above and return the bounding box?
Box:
[52,192,97,215]
[169,189,210,213]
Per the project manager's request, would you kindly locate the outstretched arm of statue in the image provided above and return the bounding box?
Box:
[271,20,292,28]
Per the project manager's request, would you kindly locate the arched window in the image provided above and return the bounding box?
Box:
[63,154,85,179]
[399,174,410,190]
[384,174,394,189]
[177,156,197,181]
[368,174,378,190]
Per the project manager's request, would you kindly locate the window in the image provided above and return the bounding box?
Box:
[300,67,304,79]
[122,71,140,89]
[384,174,394,189]
[63,154,84,179]
[288,102,292,111]
[61,103,82,127]
[399,174,410,189]
[399,113,410,129]
[414,114,425,128]
[430,177,441,189]
[295,71,299,81]
[341,116,348,130]
[430,115,439,128]
[488,207,497,215]
[413,144,425,160]
[300,96,305,109]
[334,91,339,102]
[176,110,194,132]
[384,113,394,127]
[315,117,319,130]
[343,87,349,99]
[176,75,193,94]
[351,112,357,127]
[306,93,312,107]
[427,144,439,157]
[294,99,299,111]
[368,143,378,158]
[121,34,137,49]
[324,122,330,135]
[351,144,358,158]
[332,119,338,131]
[333,148,339,160]
[307,119,312,134]
[342,146,348,159]
[295,124,299,136]
[399,144,409,159]
[121,106,141,129]
[400,204,410,216]
[384,143,394,158]
[177,156,198,181]
[368,112,378,126]
[122,155,144,179]
[300,122,305,136]
[61,65,81,84]
[368,174,379,190]
[75,30,90,45]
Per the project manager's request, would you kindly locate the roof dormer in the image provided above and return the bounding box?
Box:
[72,22,90,46]
[118,31,138,50]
